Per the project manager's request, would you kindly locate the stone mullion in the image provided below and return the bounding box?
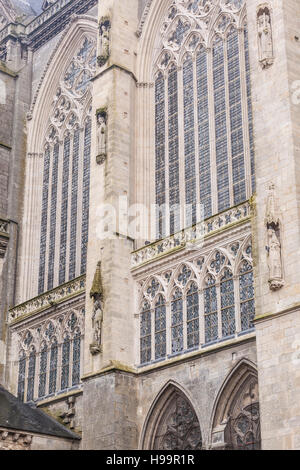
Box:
[207,48,218,216]
[224,36,234,209]
[239,27,252,199]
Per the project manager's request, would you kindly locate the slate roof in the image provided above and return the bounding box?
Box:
[0,386,80,440]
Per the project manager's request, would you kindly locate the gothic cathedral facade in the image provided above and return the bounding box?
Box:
[0,0,299,450]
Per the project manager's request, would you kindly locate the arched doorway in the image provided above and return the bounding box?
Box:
[142,384,202,450]
[211,360,261,450]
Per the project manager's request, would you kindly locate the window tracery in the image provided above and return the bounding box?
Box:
[16,308,84,402]
[154,0,254,236]
[38,36,96,294]
[138,236,254,365]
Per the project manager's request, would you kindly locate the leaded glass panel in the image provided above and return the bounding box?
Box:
[204,276,218,343]
[61,336,70,390]
[186,283,199,349]
[81,119,91,274]
[27,349,36,401]
[38,345,47,398]
[239,261,255,331]
[49,339,58,394]
[140,301,151,364]
[171,289,183,353]
[38,147,50,294]
[168,64,180,235]
[47,142,59,290]
[69,129,80,280]
[220,268,235,337]
[155,295,166,360]
[17,352,26,401]
[155,73,166,239]
[59,136,71,284]
[183,57,196,226]
[72,333,81,386]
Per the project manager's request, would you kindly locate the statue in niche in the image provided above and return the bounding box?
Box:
[89,261,104,355]
[257,7,274,68]
[265,183,284,290]
[96,109,107,165]
[98,17,111,67]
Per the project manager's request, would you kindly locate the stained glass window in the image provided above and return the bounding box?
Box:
[61,335,70,390]
[49,338,58,394]
[59,135,71,285]
[140,300,152,364]
[155,295,166,360]
[186,283,199,349]
[154,4,254,233]
[38,344,48,398]
[81,119,91,274]
[197,46,211,218]
[38,37,95,295]
[17,351,26,401]
[220,268,235,337]
[213,36,230,213]
[168,64,180,235]
[27,348,36,401]
[155,73,166,239]
[204,275,218,344]
[72,332,81,386]
[183,56,196,226]
[239,261,255,331]
[171,289,183,354]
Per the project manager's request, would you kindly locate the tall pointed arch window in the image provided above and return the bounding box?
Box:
[140,299,152,364]
[27,347,36,401]
[154,0,254,237]
[17,351,26,401]
[171,288,183,354]
[155,295,167,360]
[49,338,58,395]
[61,334,71,390]
[186,283,199,349]
[72,330,81,386]
[239,260,255,331]
[38,343,48,398]
[38,36,96,294]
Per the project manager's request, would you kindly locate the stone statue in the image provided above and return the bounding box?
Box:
[96,110,107,165]
[257,8,274,68]
[98,18,111,67]
[265,183,284,290]
[89,261,104,354]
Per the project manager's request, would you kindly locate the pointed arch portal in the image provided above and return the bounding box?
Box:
[211,360,261,450]
[142,384,202,450]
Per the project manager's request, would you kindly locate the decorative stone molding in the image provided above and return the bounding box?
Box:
[131,202,250,268]
[9,275,85,323]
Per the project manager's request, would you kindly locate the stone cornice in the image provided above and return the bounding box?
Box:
[254,301,300,324]
[131,202,251,271]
